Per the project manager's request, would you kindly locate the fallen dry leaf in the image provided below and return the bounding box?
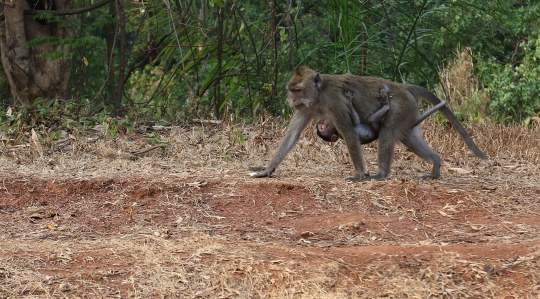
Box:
[438,210,454,218]
[187,181,207,188]
[29,213,44,219]
[447,167,471,174]
[482,185,497,191]
[123,205,135,222]
[31,128,43,157]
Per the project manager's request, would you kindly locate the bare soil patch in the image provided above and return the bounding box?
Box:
[1,121,539,298]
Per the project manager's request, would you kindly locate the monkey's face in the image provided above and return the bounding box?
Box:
[317,120,331,134]
[287,84,310,108]
[287,67,320,109]
[317,120,339,142]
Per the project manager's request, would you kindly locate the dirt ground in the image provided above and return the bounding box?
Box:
[1,121,539,298]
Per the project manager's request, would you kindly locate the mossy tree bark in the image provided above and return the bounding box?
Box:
[0,0,75,106]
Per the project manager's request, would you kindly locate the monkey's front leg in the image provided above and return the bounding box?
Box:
[252,112,312,178]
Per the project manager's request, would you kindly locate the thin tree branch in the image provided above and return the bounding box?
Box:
[24,0,110,16]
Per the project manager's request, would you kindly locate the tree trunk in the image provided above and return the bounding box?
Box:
[106,0,118,112]
[103,0,126,116]
[214,7,223,119]
[116,0,126,116]
[0,0,75,106]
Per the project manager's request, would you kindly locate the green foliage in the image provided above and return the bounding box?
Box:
[414,0,540,124]
[322,0,450,85]
[146,132,169,147]
[124,0,290,121]
[34,12,70,28]
[0,109,10,125]
[26,36,105,61]
[26,36,103,48]
[67,5,115,99]
[209,0,224,7]
[102,118,135,139]
[231,127,245,146]
[49,130,62,140]
[484,31,540,123]
[0,96,135,144]
[3,0,540,125]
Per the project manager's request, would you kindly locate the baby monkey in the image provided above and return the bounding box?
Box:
[317,87,390,144]
[317,87,446,144]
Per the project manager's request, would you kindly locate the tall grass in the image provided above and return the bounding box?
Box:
[435,47,488,123]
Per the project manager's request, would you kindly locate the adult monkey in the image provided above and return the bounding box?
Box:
[252,66,486,181]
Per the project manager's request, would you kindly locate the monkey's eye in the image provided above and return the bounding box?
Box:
[289,89,302,93]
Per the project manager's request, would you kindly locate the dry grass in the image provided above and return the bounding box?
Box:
[1,119,540,298]
[2,116,539,183]
[436,46,489,121]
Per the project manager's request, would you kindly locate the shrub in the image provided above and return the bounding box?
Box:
[484,30,540,124]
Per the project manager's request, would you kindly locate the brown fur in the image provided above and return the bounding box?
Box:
[253,66,486,181]
[317,88,391,144]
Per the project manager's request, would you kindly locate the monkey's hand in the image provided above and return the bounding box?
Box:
[344,91,354,100]
[248,166,265,172]
[250,167,275,178]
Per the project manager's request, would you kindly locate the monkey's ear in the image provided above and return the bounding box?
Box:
[313,73,323,90]
[296,66,307,75]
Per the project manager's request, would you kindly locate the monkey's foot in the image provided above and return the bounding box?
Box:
[346,177,362,182]
[420,174,440,180]
[252,173,270,178]
[346,172,373,182]
[363,175,386,181]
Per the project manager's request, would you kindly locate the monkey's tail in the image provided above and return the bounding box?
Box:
[406,85,487,161]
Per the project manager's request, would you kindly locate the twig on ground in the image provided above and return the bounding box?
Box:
[130,145,164,155]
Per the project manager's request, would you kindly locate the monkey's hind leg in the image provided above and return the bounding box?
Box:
[401,127,442,179]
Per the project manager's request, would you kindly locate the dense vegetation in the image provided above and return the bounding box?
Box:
[1,0,539,130]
